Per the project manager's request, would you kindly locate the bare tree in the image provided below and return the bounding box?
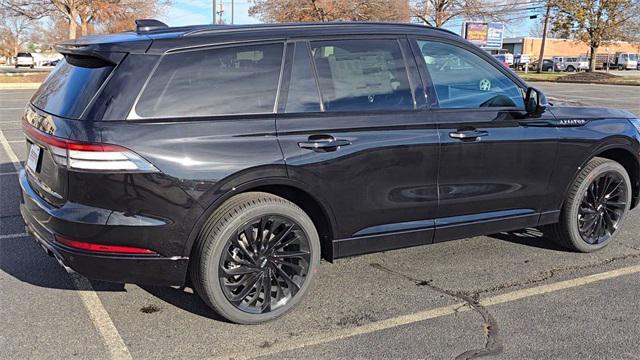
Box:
[1,0,168,40]
[249,0,410,22]
[0,9,31,57]
[553,0,640,71]
[410,0,520,27]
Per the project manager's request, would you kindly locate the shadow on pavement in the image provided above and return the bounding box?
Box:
[140,285,230,322]
[488,227,566,251]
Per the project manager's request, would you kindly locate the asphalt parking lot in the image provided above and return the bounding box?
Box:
[1,84,640,359]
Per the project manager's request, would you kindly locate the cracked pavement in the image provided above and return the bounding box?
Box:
[2,85,640,359]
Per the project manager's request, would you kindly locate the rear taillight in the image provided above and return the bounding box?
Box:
[54,234,157,255]
[23,122,157,172]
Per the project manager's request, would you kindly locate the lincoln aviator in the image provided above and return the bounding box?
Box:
[20,20,640,323]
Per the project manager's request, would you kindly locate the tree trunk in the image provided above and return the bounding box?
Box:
[81,20,89,36]
[68,19,77,39]
[589,45,598,72]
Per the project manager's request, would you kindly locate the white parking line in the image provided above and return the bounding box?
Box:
[69,273,133,360]
[0,128,132,360]
[0,129,21,171]
[220,264,640,360]
[0,171,18,176]
[0,233,28,239]
[0,108,25,110]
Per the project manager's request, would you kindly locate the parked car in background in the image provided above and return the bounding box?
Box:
[513,54,530,70]
[15,52,35,68]
[493,54,510,67]
[554,56,588,72]
[531,59,556,72]
[42,59,60,67]
[596,53,638,70]
[20,20,640,325]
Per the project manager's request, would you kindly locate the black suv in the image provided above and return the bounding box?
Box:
[20,20,640,324]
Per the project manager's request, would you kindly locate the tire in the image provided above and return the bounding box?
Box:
[190,192,321,324]
[549,157,632,252]
[566,65,575,72]
[618,64,624,71]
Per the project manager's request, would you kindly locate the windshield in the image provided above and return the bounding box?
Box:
[17,52,32,57]
[31,57,114,119]
[629,54,638,61]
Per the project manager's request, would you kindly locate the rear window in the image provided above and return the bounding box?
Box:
[31,56,114,119]
[134,43,284,118]
[17,52,32,57]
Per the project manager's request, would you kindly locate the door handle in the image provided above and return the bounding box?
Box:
[449,130,489,140]
[298,135,351,152]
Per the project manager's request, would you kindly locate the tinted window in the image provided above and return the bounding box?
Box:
[310,39,413,112]
[136,43,283,118]
[31,57,114,119]
[17,52,32,57]
[418,41,524,109]
[285,42,321,113]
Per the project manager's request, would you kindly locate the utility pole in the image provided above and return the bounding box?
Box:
[218,1,225,24]
[537,1,551,73]
[212,0,216,24]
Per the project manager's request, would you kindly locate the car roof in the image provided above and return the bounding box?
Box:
[57,21,462,56]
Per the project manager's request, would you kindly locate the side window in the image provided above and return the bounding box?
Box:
[135,43,283,118]
[310,39,413,112]
[285,42,321,113]
[417,40,524,109]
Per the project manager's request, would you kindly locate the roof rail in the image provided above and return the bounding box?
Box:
[135,19,168,33]
[183,22,461,38]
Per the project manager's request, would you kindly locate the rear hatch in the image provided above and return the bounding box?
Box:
[23,55,116,206]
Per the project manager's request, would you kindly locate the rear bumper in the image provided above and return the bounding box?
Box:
[19,170,189,286]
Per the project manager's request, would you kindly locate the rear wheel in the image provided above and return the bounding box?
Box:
[566,65,575,72]
[190,192,320,324]
[618,64,624,71]
[550,157,631,252]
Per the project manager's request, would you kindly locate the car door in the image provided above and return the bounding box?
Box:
[276,37,439,259]
[412,38,559,242]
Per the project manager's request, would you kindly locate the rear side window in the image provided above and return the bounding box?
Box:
[135,43,284,118]
[310,39,413,112]
[31,56,114,119]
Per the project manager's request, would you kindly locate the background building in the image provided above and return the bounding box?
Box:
[503,37,640,60]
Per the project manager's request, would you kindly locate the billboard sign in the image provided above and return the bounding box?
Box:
[463,22,504,50]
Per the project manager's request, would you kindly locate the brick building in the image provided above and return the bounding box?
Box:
[503,37,640,60]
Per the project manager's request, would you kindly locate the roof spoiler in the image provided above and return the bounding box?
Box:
[55,43,126,65]
[135,19,168,33]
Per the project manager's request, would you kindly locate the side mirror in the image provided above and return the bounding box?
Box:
[525,87,548,116]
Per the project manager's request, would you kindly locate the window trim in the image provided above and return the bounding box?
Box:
[411,37,528,112]
[127,40,286,121]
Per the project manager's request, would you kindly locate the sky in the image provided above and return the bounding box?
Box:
[160,0,260,27]
[160,0,538,38]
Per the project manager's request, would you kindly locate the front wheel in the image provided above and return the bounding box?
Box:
[550,157,631,252]
[190,192,321,324]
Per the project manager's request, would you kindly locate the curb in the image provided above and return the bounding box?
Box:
[0,83,41,90]
[526,79,640,87]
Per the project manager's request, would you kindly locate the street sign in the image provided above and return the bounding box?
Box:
[463,22,504,50]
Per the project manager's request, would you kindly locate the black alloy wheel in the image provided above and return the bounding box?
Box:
[218,215,311,314]
[577,171,627,245]
[549,157,631,252]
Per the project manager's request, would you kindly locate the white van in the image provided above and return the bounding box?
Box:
[15,52,35,68]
